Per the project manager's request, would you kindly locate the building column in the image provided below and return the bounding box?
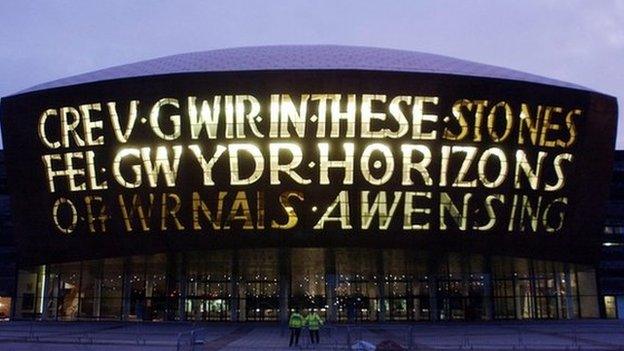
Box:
[93,264,102,319]
[513,275,522,319]
[325,248,337,323]
[40,266,51,321]
[483,256,494,320]
[278,247,290,324]
[165,253,179,321]
[121,257,132,321]
[461,254,470,320]
[563,263,575,319]
[52,271,61,321]
[10,267,18,320]
[230,250,240,322]
[427,255,439,322]
[177,253,187,321]
[376,249,386,322]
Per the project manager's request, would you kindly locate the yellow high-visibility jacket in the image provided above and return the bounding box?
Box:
[305,313,324,330]
[289,313,304,328]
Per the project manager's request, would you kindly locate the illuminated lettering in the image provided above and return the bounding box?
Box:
[85,150,107,190]
[472,100,489,142]
[60,106,85,147]
[487,101,513,142]
[474,194,504,231]
[228,144,264,185]
[41,152,86,192]
[269,143,310,185]
[401,144,433,186]
[85,195,107,233]
[543,197,567,232]
[79,103,104,146]
[514,150,547,190]
[562,109,581,148]
[361,191,402,230]
[113,148,142,188]
[118,194,155,231]
[361,143,394,185]
[443,99,471,141]
[188,96,221,139]
[520,195,542,232]
[478,147,507,188]
[518,103,541,145]
[52,197,78,234]
[313,190,352,229]
[107,100,139,143]
[188,144,227,186]
[192,191,224,230]
[150,98,181,141]
[318,142,354,185]
[403,191,431,230]
[160,193,185,230]
[311,94,330,138]
[141,145,183,187]
[387,96,410,138]
[236,95,264,138]
[440,192,471,230]
[412,96,439,140]
[271,191,303,229]
[453,146,478,187]
[223,191,253,229]
[329,94,356,138]
[361,94,389,138]
[38,109,60,149]
[275,94,309,138]
[539,106,562,147]
[545,153,573,191]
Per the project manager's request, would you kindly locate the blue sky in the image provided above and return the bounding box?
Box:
[1,0,622,148]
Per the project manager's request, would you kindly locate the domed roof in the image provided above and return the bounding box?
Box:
[19,45,587,94]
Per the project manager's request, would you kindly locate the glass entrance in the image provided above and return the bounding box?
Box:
[186,251,232,321]
[238,249,279,321]
[335,249,379,322]
[290,248,326,317]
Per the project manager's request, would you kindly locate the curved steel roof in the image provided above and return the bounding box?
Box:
[19,45,588,94]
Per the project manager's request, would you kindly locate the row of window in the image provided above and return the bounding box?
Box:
[14,249,599,321]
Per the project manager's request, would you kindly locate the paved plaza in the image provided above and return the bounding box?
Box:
[1,320,624,350]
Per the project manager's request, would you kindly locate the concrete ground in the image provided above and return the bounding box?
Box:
[1,320,624,350]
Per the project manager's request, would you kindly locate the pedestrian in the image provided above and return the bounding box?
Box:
[305,309,324,344]
[288,308,304,347]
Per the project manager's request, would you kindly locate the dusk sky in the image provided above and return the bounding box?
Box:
[1,0,622,148]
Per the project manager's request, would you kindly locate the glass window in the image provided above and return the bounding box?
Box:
[186,250,232,321]
[54,262,81,320]
[100,258,123,319]
[335,248,378,322]
[290,248,325,312]
[576,266,599,318]
[238,249,279,321]
[15,267,42,319]
[129,255,146,320]
[145,254,169,321]
[604,296,617,319]
[78,260,101,319]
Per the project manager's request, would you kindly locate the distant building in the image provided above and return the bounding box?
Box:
[0,151,15,319]
[600,150,624,318]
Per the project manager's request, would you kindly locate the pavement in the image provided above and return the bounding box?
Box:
[1,320,624,350]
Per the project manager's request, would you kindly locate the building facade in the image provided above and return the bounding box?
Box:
[0,46,617,322]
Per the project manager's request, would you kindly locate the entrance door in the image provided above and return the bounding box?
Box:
[204,299,230,321]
